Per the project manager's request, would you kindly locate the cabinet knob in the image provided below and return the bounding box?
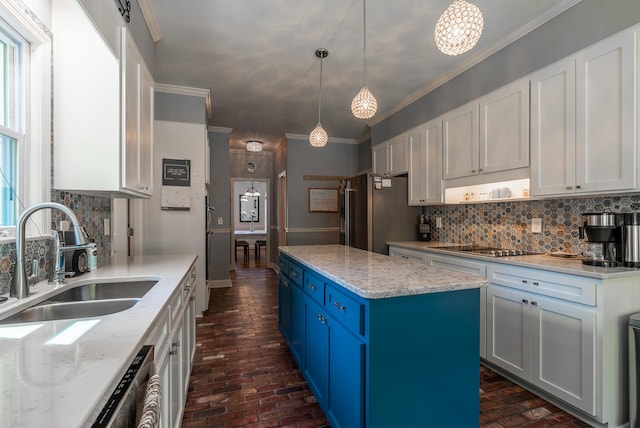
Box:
[190,295,196,302]
[471,169,476,173]
[576,185,582,189]
[478,168,483,172]
[522,299,529,304]
[308,283,317,291]
[290,270,297,278]
[283,280,289,288]
[333,301,346,312]
[531,301,538,306]
[316,314,327,324]
[532,281,539,286]
[566,186,573,190]
[522,280,528,284]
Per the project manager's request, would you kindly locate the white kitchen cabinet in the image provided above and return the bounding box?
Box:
[443,78,529,181]
[388,246,429,264]
[486,283,596,415]
[479,79,529,174]
[408,119,442,205]
[531,28,637,196]
[146,264,197,428]
[442,101,478,179]
[122,28,154,195]
[372,133,408,176]
[52,0,153,197]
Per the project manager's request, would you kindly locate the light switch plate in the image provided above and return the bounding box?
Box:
[435,217,442,229]
[381,178,392,188]
[217,217,224,225]
[60,220,70,232]
[531,218,542,234]
[104,218,110,236]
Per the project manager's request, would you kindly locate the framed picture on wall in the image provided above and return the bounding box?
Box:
[308,188,338,213]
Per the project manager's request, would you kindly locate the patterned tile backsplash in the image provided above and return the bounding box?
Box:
[425,193,640,253]
[0,192,111,294]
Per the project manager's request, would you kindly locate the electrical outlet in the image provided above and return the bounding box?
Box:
[435,217,443,229]
[60,220,70,232]
[104,218,110,236]
[531,218,542,234]
[217,217,224,225]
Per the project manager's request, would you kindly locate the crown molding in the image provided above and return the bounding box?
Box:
[284,133,359,145]
[208,126,233,134]
[371,0,583,126]
[155,83,212,118]
[138,0,162,42]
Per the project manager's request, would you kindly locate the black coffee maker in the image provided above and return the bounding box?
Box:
[579,212,623,267]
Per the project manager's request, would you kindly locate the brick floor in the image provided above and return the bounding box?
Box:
[182,263,592,427]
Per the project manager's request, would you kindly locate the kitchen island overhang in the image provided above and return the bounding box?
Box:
[278,245,487,428]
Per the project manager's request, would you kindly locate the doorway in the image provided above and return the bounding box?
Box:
[231,178,269,270]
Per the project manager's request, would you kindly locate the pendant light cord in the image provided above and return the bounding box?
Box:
[318,55,323,124]
[362,0,368,85]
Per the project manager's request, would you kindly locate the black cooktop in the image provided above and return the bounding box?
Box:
[433,245,542,257]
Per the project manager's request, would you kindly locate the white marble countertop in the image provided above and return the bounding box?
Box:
[386,241,640,279]
[0,253,197,428]
[279,245,487,299]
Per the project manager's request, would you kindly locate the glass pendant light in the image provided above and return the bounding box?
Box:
[351,0,377,119]
[309,48,329,148]
[246,140,262,152]
[434,0,484,56]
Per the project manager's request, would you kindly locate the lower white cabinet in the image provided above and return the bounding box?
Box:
[486,284,596,414]
[147,263,197,428]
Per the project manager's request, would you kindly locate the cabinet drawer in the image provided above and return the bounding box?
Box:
[389,246,428,264]
[427,254,487,278]
[288,262,303,286]
[304,271,325,306]
[326,285,364,336]
[488,265,597,306]
[278,257,289,275]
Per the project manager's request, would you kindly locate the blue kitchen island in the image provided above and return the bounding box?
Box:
[278,245,488,428]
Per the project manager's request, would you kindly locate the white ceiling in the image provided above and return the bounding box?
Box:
[148,0,581,149]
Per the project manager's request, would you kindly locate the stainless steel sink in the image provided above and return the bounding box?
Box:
[0,280,158,324]
[0,298,140,324]
[44,280,157,302]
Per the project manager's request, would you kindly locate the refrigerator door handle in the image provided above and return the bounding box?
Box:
[345,189,353,247]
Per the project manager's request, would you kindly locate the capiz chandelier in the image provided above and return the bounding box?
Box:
[434,0,484,56]
[351,0,377,119]
[309,49,329,148]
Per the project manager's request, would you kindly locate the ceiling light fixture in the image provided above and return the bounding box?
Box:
[351,0,377,119]
[434,0,484,56]
[246,140,263,152]
[309,48,329,148]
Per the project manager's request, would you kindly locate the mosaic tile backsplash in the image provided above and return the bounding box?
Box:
[425,193,640,253]
[0,192,111,295]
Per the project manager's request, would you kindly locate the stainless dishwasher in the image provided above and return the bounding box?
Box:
[92,345,155,428]
[630,314,640,427]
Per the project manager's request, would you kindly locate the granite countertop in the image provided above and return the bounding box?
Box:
[0,253,197,428]
[386,241,640,279]
[279,245,487,299]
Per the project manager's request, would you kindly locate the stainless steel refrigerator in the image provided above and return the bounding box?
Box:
[340,174,421,255]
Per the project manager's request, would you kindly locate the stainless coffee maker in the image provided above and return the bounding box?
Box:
[623,213,640,268]
[579,212,623,267]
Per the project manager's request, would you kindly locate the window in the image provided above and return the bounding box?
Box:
[0,20,25,227]
[0,1,51,240]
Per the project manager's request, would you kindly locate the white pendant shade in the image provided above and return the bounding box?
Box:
[309,123,328,147]
[351,85,377,119]
[434,0,484,56]
[246,140,262,152]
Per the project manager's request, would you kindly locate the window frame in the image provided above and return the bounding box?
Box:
[0,0,51,243]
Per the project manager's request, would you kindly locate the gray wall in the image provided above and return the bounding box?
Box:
[155,92,207,124]
[286,136,360,246]
[208,129,232,281]
[372,0,640,144]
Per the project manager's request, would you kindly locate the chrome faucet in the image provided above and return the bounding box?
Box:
[11,202,90,299]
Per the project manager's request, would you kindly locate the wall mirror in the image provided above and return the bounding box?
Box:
[239,195,259,222]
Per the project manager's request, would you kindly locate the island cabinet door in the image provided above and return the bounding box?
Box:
[486,285,531,378]
[278,275,292,342]
[303,298,329,407]
[530,296,597,415]
[289,282,304,366]
[327,322,365,428]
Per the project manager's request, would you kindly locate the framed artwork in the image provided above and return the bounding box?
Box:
[308,188,338,213]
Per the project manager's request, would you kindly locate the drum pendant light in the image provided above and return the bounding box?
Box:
[309,48,329,148]
[351,0,377,119]
[434,0,484,56]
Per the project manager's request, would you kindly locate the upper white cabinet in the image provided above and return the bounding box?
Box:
[442,101,478,179]
[52,0,154,197]
[443,79,529,180]
[122,28,154,195]
[531,28,637,197]
[408,119,442,205]
[372,133,408,176]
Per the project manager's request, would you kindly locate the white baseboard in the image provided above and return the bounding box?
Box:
[207,279,232,288]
